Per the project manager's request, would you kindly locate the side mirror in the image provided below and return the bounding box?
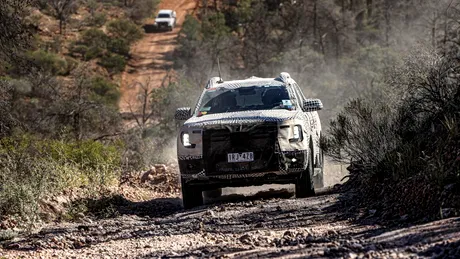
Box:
[303,99,323,112]
[175,107,192,120]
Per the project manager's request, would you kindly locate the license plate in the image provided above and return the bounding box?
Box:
[227,152,254,163]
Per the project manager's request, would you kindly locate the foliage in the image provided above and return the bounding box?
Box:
[0,134,122,222]
[107,38,130,57]
[26,50,68,76]
[86,12,107,27]
[107,19,143,44]
[90,76,120,106]
[99,54,127,74]
[323,51,460,220]
[125,0,160,24]
[0,0,35,66]
[80,28,110,49]
[47,0,79,34]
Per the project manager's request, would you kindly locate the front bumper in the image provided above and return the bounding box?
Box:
[179,150,307,188]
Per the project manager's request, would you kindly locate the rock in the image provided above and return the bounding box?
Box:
[140,167,156,183]
[205,210,216,218]
[239,234,252,245]
[283,231,293,237]
[346,252,358,259]
[327,229,338,236]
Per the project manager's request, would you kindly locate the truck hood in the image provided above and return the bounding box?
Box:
[184,109,302,128]
[155,18,173,23]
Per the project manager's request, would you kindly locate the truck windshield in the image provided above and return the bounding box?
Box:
[196,85,295,116]
[157,13,170,18]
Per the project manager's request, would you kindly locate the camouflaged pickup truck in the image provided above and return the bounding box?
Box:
[175,72,324,209]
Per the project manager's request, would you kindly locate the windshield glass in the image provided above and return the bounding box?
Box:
[157,13,171,18]
[196,85,295,116]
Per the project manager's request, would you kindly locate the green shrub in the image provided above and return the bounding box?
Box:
[80,28,109,49]
[69,42,89,58]
[126,0,160,24]
[84,46,105,60]
[70,29,109,60]
[107,19,143,44]
[0,134,122,222]
[90,76,120,106]
[99,54,126,74]
[107,38,130,57]
[26,50,67,75]
[86,12,107,27]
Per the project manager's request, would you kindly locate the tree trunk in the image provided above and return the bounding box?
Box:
[367,0,373,18]
[59,19,63,34]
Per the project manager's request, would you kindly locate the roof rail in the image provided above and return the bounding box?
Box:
[205,77,223,89]
[275,72,291,83]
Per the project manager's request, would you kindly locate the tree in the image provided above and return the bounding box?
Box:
[48,0,78,34]
[0,0,35,67]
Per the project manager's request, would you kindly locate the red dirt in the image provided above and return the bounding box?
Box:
[119,0,198,113]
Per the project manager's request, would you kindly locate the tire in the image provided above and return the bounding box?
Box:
[203,188,222,199]
[313,148,324,189]
[295,144,315,198]
[181,178,203,209]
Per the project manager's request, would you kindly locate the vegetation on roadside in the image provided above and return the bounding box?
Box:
[323,51,460,221]
[0,0,158,226]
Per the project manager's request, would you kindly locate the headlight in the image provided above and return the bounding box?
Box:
[182,133,192,147]
[290,125,303,142]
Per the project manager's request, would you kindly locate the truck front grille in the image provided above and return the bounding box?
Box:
[202,123,278,175]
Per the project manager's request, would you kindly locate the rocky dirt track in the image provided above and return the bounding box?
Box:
[2,183,460,259]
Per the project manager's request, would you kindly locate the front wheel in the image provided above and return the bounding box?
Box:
[203,188,222,199]
[295,146,315,198]
[313,149,324,189]
[181,179,203,209]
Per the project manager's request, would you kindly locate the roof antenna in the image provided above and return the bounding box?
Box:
[217,56,224,83]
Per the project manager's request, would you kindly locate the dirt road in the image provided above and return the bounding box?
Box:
[119,0,197,113]
[2,162,459,259]
[2,188,460,258]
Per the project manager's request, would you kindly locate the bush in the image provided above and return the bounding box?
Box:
[90,76,120,106]
[126,0,160,24]
[70,29,109,60]
[107,19,143,44]
[80,28,109,49]
[26,50,68,76]
[0,134,122,222]
[99,54,126,74]
[86,12,107,27]
[324,52,460,220]
[107,38,130,57]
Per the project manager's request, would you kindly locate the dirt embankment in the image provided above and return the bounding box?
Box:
[119,0,197,114]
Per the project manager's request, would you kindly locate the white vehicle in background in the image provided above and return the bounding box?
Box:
[154,9,176,31]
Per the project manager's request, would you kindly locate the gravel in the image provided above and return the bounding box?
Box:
[1,188,459,259]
